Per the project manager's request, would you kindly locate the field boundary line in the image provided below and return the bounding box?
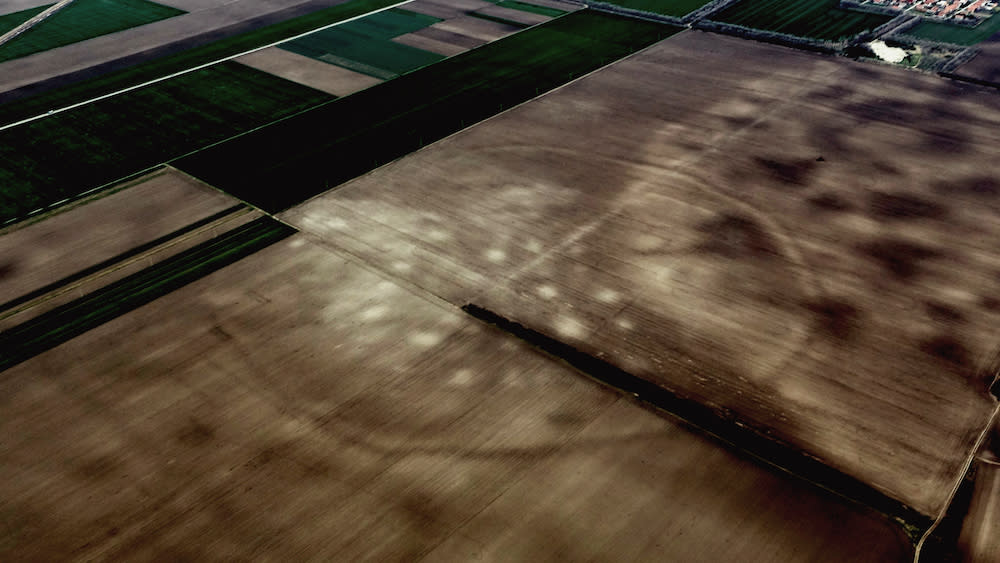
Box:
[913,364,1000,561]
[0,0,415,134]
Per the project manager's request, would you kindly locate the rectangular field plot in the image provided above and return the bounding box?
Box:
[0,234,912,560]
[280,31,1000,521]
[174,11,680,213]
[0,215,295,372]
[0,168,239,312]
[279,8,448,79]
[236,47,384,97]
[0,0,401,128]
[711,0,890,40]
[0,0,185,63]
[906,14,1000,45]
[0,62,331,226]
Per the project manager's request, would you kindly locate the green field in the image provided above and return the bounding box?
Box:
[0,0,185,63]
[0,216,296,373]
[173,11,681,212]
[0,0,401,128]
[599,0,713,18]
[496,0,567,17]
[907,13,1000,45]
[0,63,331,223]
[713,0,891,40]
[281,9,447,79]
[0,4,50,35]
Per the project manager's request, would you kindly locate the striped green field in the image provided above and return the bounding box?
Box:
[907,14,1000,45]
[0,4,50,35]
[0,0,185,63]
[0,63,332,224]
[0,217,296,373]
[173,11,681,212]
[712,0,891,40]
[0,0,401,128]
[599,0,712,17]
[496,0,568,17]
[280,9,447,79]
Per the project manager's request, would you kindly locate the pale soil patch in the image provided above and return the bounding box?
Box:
[392,30,471,56]
[236,46,382,96]
[429,14,521,41]
[283,31,1000,517]
[0,236,911,560]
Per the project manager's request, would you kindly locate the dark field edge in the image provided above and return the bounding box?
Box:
[0,0,400,127]
[172,11,682,213]
[460,303,933,540]
[467,11,532,27]
[0,216,295,373]
[0,203,247,315]
[939,71,1000,91]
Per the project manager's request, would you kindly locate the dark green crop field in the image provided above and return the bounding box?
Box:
[0,216,296,373]
[0,63,331,224]
[907,14,1000,45]
[712,0,890,40]
[599,0,712,17]
[0,0,185,63]
[281,9,446,78]
[173,11,681,213]
[0,4,50,36]
[496,0,567,17]
[0,0,400,128]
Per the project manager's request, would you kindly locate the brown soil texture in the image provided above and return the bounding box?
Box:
[0,236,912,560]
[283,30,1000,518]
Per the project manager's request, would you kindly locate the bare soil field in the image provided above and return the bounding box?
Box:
[0,234,912,560]
[392,29,472,55]
[0,168,238,308]
[429,14,522,41]
[952,41,1000,85]
[404,0,496,19]
[282,30,1000,518]
[235,46,383,96]
[0,0,349,94]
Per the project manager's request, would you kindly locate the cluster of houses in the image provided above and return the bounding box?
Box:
[857,0,997,23]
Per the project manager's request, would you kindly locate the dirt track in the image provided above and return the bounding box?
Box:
[282,30,1000,518]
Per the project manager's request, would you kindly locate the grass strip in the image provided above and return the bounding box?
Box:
[467,11,531,27]
[712,0,890,40]
[0,0,186,63]
[0,0,400,127]
[0,216,295,373]
[0,203,246,315]
[173,10,680,213]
